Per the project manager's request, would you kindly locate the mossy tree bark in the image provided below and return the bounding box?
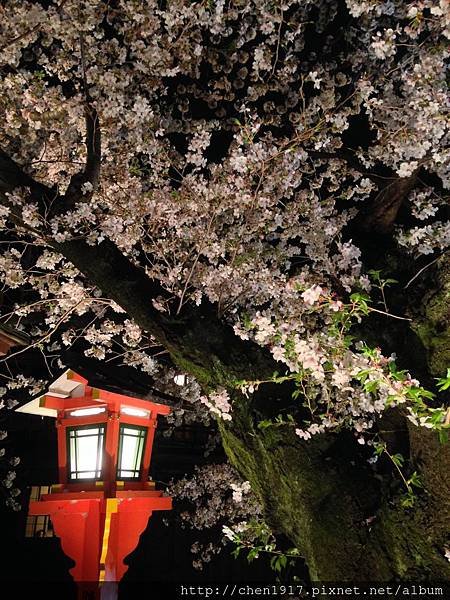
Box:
[221,400,450,582]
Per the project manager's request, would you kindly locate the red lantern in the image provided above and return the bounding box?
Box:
[16,370,172,598]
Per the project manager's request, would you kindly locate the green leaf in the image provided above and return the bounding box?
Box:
[436,369,450,391]
[247,548,260,562]
[368,269,381,283]
[374,441,386,456]
[408,471,423,489]
[391,453,404,468]
[438,429,449,444]
[401,492,416,508]
[364,380,379,394]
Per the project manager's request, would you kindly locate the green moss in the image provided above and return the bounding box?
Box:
[217,398,450,583]
[219,405,395,581]
[170,349,215,387]
[170,348,245,391]
[412,256,450,376]
[377,497,450,580]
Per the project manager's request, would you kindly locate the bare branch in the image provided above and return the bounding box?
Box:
[404,254,445,289]
[79,33,101,191]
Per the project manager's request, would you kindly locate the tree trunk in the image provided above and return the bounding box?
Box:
[409,255,450,377]
[221,398,450,581]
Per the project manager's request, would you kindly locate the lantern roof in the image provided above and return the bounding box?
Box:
[15,369,170,418]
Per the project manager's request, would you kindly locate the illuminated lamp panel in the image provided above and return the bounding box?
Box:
[68,425,105,480]
[121,406,150,418]
[68,407,106,417]
[117,425,146,480]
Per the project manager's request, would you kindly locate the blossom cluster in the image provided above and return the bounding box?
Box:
[167,463,261,569]
[200,389,233,422]
[0,0,447,315]
[238,287,448,444]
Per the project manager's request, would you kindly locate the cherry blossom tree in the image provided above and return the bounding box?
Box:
[1,0,449,582]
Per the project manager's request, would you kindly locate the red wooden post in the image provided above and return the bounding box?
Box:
[104,408,120,496]
[56,418,68,483]
[141,418,156,482]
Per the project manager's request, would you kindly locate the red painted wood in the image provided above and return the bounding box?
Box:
[40,491,105,501]
[104,496,172,581]
[92,389,170,415]
[56,420,68,483]
[59,414,108,428]
[141,419,156,482]
[42,396,107,411]
[115,490,163,498]
[104,412,120,494]
[29,498,103,582]
[117,414,152,427]
[29,494,171,584]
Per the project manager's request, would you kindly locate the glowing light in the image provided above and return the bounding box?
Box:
[173,374,186,386]
[121,406,149,418]
[117,426,146,479]
[68,425,105,480]
[69,407,106,417]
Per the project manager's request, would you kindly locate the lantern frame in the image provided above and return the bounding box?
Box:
[15,370,172,593]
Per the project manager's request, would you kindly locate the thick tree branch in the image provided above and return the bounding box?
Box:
[310,150,419,234]
[355,171,419,234]
[0,148,272,386]
[53,237,275,385]
[84,105,101,190]
[61,104,101,210]
[0,149,53,207]
[63,34,101,205]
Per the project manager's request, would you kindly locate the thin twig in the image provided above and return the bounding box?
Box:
[0,298,86,364]
[404,254,445,289]
[368,307,412,321]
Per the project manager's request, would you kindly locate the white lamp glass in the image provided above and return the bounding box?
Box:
[68,426,105,480]
[117,426,146,479]
[121,406,149,418]
[69,407,106,417]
